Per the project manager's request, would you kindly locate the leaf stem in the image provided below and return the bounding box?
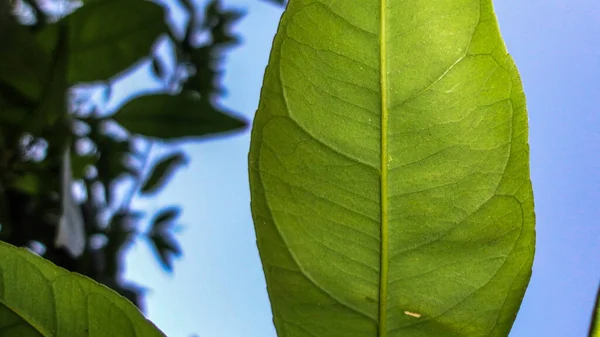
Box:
[120,139,153,212]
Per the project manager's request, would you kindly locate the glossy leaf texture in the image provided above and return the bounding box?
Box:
[248,1,535,336]
[0,241,165,336]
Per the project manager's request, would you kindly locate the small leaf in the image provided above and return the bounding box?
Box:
[149,233,182,271]
[0,241,165,336]
[113,92,246,140]
[141,153,187,195]
[148,207,181,272]
[39,0,169,84]
[150,207,181,231]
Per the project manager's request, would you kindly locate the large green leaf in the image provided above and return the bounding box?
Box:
[0,241,165,336]
[248,1,535,336]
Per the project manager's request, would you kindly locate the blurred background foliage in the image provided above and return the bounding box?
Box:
[0,0,283,311]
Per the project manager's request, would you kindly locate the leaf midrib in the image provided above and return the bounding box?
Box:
[378,0,389,336]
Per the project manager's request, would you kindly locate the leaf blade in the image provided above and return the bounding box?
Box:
[141,153,188,195]
[0,241,165,336]
[249,1,535,337]
[54,0,169,84]
[113,92,246,141]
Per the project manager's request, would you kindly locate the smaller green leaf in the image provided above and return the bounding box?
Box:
[113,92,246,140]
[150,207,181,230]
[141,153,187,195]
[39,0,169,84]
[590,284,600,337]
[0,241,165,336]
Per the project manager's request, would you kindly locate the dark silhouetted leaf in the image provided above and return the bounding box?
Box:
[113,92,246,140]
[45,0,169,84]
[141,153,187,195]
[149,233,181,272]
[150,207,181,230]
[148,207,181,271]
[184,46,221,97]
[203,0,244,46]
[182,0,243,98]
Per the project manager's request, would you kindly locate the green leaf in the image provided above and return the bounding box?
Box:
[38,0,169,84]
[0,241,165,336]
[113,92,246,140]
[590,285,600,337]
[0,15,50,102]
[141,153,188,195]
[248,1,535,337]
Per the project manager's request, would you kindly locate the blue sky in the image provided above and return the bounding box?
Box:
[121,1,600,336]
